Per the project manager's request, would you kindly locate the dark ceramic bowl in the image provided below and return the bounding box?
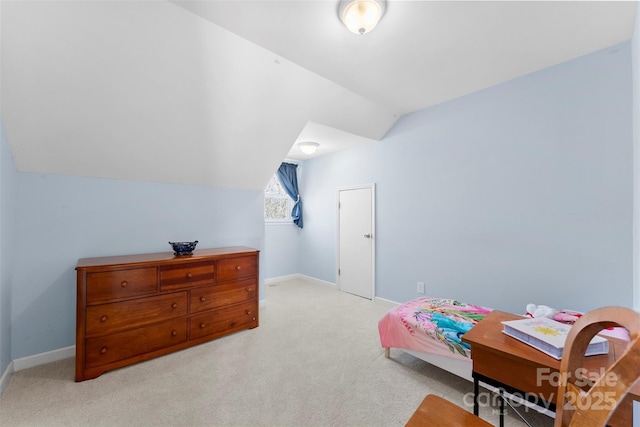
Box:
[169,240,198,256]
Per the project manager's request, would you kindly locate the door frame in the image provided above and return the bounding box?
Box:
[336,183,376,300]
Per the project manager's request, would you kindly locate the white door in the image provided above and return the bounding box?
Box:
[338,185,374,299]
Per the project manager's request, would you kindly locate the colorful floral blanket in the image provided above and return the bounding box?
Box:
[378,297,493,359]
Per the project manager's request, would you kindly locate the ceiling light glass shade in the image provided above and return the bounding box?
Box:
[339,0,386,35]
[298,142,319,155]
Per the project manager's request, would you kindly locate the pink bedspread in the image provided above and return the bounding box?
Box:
[378,297,493,360]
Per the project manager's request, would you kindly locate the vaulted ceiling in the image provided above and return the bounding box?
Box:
[1,1,636,190]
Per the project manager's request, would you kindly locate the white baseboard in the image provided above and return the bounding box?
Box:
[0,360,14,395]
[12,345,75,372]
[298,274,336,289]
[266,273,337,290]
[374,296,400,306]
[265,274,302,284]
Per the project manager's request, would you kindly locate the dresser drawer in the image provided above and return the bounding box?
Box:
[216,256,257,282]
[190,280,256,314]
[86,268,157,303]
[86,292,187,336]
[190,301,257,340]
[85,318,187,368]
[159,262,215,291]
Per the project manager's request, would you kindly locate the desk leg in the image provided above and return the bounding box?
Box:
[499,388,505,427]
[473,376,479,416]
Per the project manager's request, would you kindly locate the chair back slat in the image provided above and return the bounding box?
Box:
[554,306,640,427]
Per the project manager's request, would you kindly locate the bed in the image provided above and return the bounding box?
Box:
[378,297,629,418]
[378,297,493,381]
[377,297,556,419]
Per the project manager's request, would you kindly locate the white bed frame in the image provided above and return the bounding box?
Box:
[384,347,473,381]
[384,347,555,419]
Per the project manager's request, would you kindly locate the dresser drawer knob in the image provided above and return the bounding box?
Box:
[245,310,252,315]
[236,266,241,271]
[199,322,206,329]
[100,315,108,323]
[171,330,178,336]
[186,273,193,279]
[171,303,178,309]
[100,346,108,354]
[199,296,206,302]
[120,281,128,288]
[246,287,253,292]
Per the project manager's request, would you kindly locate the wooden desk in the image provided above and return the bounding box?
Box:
[462,310,639,426]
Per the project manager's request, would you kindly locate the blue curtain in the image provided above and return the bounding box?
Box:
[277,162,303,228]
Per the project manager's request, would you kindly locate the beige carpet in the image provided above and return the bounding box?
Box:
[0,279,553,426]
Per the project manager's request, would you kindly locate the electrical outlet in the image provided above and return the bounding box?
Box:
[417,281,425,294]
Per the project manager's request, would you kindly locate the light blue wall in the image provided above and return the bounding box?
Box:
[264,224,300,279]
[300,42,633,314]
[0,119,17,377]
[11,173,264,359]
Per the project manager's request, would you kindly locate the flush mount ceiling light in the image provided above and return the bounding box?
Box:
[338,0,386,35]
[297,141,319,155]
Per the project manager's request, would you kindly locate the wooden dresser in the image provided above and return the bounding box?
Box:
[75,246,259,382]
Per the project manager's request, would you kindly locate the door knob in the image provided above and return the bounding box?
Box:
[364,233,371,238]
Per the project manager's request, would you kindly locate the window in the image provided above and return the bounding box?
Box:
[264,173,293,223]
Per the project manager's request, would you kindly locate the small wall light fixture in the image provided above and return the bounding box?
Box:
[297,141,320,155]
[338,0,386,35]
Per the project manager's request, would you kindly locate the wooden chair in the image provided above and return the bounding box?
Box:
[405,306,640,427]
[405,393,492,426]
[554,306,640,426]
